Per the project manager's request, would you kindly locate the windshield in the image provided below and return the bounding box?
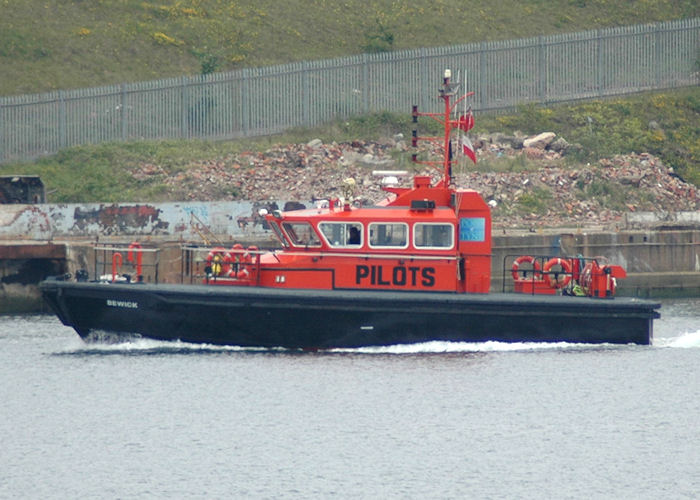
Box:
[282,221,322,247]
[270,222,289,247]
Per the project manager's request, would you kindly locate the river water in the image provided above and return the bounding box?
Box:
[1,299,699,499]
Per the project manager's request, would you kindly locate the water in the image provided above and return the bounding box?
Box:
[1,300,699,499]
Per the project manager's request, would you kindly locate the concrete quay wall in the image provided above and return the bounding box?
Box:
[1,200,699,311]
[491,230,700,297]
[2,229,699,313]
[28,228,700,298]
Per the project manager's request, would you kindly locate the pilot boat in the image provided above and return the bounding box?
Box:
[40,70,660,348]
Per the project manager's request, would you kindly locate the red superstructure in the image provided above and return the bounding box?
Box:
[203,69,492,294]
[199,69,623,299]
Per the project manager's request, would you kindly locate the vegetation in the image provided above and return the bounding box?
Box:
[1,0,697,96]
[518,187,554,215]
[2,87,697,202]
[0,1,697,203]
[477,88,700,186]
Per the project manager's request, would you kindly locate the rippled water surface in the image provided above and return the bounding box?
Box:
[1,299,699,498]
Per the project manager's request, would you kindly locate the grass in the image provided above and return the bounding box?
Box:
[1,0,697,95]
[1,1,697,206]
[477,87,700,186]
[518,187,554,214]
[2,86,698,203]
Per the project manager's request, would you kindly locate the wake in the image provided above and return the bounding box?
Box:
[655,330,700,348]
[55,337,621,356]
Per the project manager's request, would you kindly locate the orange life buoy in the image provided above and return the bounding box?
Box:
[543,257,573,288]
[511,255,542,281]
[226,244,257,279]
[246,246,258,263]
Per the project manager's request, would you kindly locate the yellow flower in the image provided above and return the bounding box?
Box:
[180,8,199,17]
[152,32,183,46]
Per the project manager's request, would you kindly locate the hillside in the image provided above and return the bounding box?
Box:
[1,0,698,96]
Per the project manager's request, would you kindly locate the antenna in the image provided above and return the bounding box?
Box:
[411,70,475,187]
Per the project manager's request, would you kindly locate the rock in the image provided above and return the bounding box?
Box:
[549,137,570,153]
[490,132,507,144]
[619,175,643,187]
[306,138,323,149]
[523,132,556,149]
[524,147,545,159]
[500,135,524,149]
[474,136,488,148]
[359,154,394,168]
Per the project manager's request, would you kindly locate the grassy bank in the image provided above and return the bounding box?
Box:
[1,86,698,203]
[1,0,697,96]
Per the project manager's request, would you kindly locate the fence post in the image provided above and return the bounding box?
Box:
[120,83,127,140]
[180,76,189,139]
[654,24,663,88]
[362,54,369,113]
[419,48,428,112]
[58,90,66,149]
[479,42,487,110]
[302,61,310,126]
[241,68,249,136]
[596,29,604,97]
[539,36,547,102]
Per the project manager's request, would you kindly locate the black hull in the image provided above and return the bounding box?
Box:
[40,280,659,348]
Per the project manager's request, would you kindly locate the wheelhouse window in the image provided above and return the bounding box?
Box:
[282,221,321,247]
[368,222,408,248]
[319,222,363,248]
[414,223,454,249]
[270,223,289,248]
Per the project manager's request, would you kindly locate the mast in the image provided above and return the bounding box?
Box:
[412,69,474,188]
[440,69,456,187]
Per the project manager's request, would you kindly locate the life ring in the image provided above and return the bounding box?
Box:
[227,244,257,279]
[511,255,542,281]
[543,257,573,288]
[206,247,231,277]
[246,246,258,263]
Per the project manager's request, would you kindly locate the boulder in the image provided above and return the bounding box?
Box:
[500,135,524,149]
[549,137,570,153]
[306,138,323,149]
[523,132,556,149]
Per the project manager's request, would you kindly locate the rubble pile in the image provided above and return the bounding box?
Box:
[455,152,698,229]
[128,132,698,229]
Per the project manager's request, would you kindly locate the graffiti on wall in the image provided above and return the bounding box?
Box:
[0,201,310,240]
